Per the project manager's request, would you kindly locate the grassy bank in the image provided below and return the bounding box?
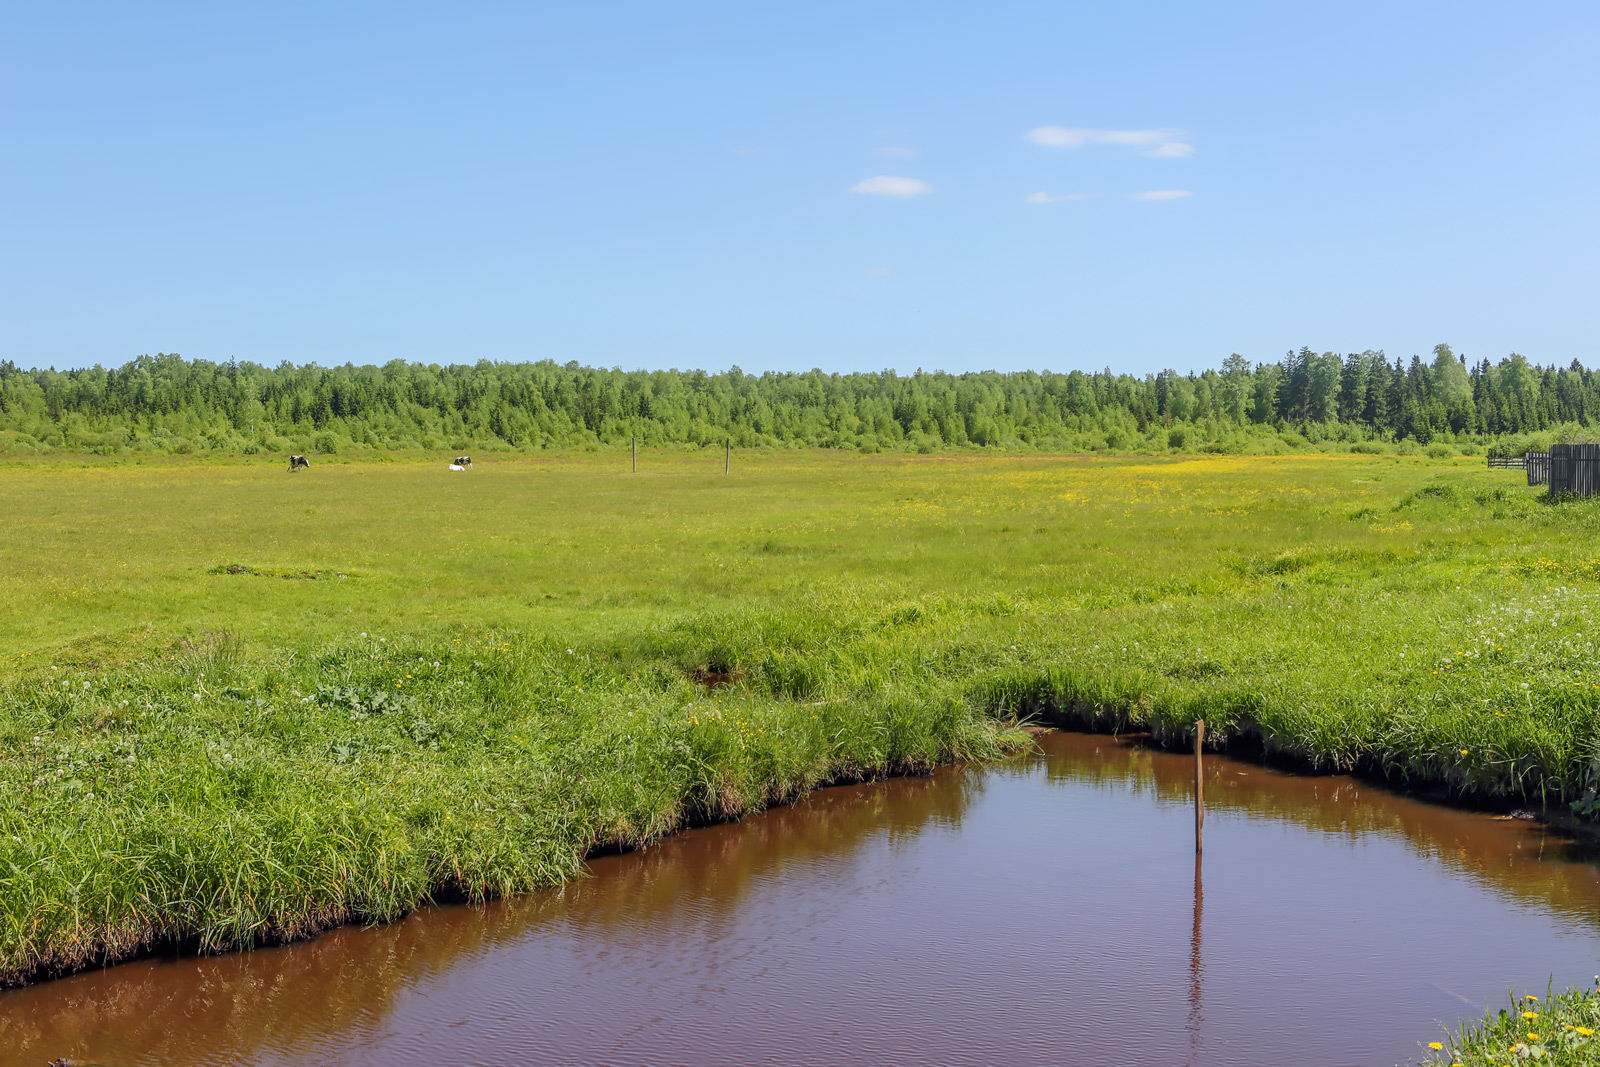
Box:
[0,632,1018,983]
[1421,982,1600,1066]
[2,450,1600,985]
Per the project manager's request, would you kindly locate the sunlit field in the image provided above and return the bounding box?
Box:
[2,449,1598,989]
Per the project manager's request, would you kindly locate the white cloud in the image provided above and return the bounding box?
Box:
[876,146,917,159]
[1146,141,1194,158]
[1131,189,1192,200]
[865,266,894,276]
[1026,191,1092,205]
[850,176,931,197]
[1026,126,1192,158]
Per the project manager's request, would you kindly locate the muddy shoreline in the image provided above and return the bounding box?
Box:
[8,706,1592,994]
[9,729,1600,1067]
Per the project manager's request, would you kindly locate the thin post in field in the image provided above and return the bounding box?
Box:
[1194,719,1206,853]
[725,436,731,475]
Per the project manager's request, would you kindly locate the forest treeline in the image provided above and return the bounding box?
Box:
[0,345,1594,456]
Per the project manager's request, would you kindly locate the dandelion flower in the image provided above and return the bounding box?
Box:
[1523,1011,1538,1020]
[1428,1042,1443,1050]
[1460,749,1469,756]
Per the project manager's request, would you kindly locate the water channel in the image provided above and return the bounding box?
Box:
[5,731,1600,1066]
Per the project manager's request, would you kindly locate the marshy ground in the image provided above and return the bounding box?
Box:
[1,449,1597,1059]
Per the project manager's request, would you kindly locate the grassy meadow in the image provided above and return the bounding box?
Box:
[2,448,1600,990]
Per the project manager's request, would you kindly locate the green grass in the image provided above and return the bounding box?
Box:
[1422,982,1600,1065]
[2,448,1599,989]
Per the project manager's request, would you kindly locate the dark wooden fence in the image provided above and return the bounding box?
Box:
[1486,452,1549,485]
[1527,452,1550,487]
[1549,444,1600,496]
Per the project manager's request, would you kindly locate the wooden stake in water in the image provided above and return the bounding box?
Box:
[1194,719,1206,853]
[1188,850,1203,1041]
[725,437,731,475]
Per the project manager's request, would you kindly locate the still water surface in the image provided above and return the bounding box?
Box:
[5,731,1600,1066]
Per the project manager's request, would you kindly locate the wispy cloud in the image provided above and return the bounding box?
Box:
[1026,126,1193,158]
[1130,189,1192,200]
[876,146,917,159]
[850,176,931,197]
[1026,191,1093,205]
[1146,141,1194,158]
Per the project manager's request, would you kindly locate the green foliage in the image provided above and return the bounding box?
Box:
[1420,982,1600,1065]
[3,347,1599,457]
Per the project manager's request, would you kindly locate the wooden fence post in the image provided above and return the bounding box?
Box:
[1195,719,1206,854]
[725,436,731,476]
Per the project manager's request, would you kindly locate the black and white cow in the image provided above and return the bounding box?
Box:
[289,455,311,471]
[453,456,473,468]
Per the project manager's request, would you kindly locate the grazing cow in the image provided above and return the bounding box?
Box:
[289,455,311,471]
[454,455,473,468]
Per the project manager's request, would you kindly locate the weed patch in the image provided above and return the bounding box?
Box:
[209,563,350,580]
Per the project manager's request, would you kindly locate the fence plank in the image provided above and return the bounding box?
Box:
[1528,452,1550,487]
[1546,444,1600,496]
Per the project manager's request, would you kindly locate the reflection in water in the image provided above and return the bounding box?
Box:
[0,770,984,1066]
[541,762,983,934]
[1045,734,1600,921]
[3,732,1599,1067]
[1189,852,1203,1067]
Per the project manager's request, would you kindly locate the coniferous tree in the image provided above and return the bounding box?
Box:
[0,349,1594,454]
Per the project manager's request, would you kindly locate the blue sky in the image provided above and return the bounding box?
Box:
[3,2,1596,375]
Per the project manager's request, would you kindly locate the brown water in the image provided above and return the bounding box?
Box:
[5,731,1600,1067]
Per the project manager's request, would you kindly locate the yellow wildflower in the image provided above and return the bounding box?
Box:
[1428,1042,1443,1050]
